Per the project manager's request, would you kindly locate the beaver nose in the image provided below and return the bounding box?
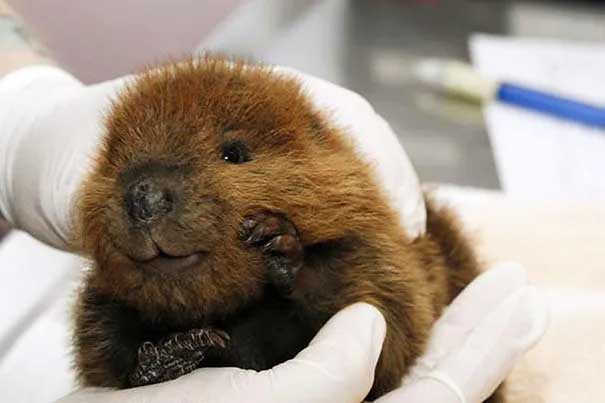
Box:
[125,178,174,225]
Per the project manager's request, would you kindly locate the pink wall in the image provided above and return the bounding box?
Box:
[9,0,244,83]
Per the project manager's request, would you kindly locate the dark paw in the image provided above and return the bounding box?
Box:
[241,211,304,294]
[129,328,229,387]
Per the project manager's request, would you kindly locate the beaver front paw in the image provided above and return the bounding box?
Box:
[129,328,229,387]
[241,211,304,295]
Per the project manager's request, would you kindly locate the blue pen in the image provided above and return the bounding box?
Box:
[415,59,605,129]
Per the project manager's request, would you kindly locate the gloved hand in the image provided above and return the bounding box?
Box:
[0,63,425,250]
[377,262,548,403]
[57,262,547,403]
[58,302,386,403]
[0,66,127,248]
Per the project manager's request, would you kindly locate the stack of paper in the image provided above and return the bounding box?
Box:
[470,34,605,199]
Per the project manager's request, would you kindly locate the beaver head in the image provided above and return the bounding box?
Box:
[75,58,387,324]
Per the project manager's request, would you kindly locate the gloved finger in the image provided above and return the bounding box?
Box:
[56,386,151,403]
[438,285,549,403]
[424,262,528,359]
[375,376,461,403]
[251,302,387,403]
[57,369,260,403]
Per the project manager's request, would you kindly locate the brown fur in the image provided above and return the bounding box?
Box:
[72,57,503,401]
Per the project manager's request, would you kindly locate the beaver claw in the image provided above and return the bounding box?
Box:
[241,211,304,294]
[129,328,229,387]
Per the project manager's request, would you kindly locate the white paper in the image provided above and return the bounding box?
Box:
[470,34,605,199]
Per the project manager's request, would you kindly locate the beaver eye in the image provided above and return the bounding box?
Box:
[221,140,250,164]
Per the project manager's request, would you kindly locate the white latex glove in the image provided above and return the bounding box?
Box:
[58,302,386,403]
[0,66,127,248]
[57,263,547,403]
[0,64,425,250]
[377,262,548,403]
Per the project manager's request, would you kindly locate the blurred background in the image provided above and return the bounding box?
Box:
[1,0,604,241]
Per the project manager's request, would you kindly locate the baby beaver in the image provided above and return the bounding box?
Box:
[72,57,502,401]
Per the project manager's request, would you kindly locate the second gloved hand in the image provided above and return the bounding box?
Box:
[377,262,548,403]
